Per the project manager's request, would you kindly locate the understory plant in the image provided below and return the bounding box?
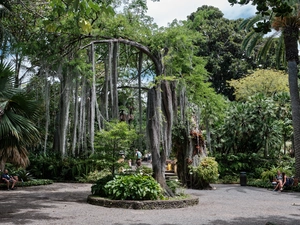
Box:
[91,174,114,197]
[104,174,163,200]
[191,157,219,189]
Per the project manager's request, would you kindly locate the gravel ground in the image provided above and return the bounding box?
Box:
[0,182,300,225]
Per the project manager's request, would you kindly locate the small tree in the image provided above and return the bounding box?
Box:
[94,121,137,176]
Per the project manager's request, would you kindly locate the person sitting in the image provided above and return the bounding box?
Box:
[273,170,283,192]
[1,169,17,190]
[282,172,295,190]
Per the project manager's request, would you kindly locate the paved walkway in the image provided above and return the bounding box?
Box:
[0,183,300,225]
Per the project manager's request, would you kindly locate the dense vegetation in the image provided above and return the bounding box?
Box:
[0,0,299,196]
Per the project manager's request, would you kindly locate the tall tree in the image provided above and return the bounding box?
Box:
[185,5,257,100]
[228,0,300,177]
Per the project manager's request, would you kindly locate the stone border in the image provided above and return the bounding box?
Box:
[87,195,199,210]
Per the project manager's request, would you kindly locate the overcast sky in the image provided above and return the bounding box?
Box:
[146,0,256,27]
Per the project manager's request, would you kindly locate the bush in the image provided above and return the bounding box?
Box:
[166,179,183,195]
[91,174,114,197]
[16,169,34,182]
[78,169,111,183]
[104,174,163,200]
[135,166,153,176]
[192,157,219,183]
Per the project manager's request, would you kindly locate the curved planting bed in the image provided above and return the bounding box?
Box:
[87,195,199,210]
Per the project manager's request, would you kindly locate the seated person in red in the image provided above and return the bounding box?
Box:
[1,169,17,190]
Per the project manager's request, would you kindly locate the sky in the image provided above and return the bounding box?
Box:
[146,0,256,27]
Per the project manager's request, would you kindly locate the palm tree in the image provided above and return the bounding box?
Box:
[238,2,300,177]
[0,62,40,171]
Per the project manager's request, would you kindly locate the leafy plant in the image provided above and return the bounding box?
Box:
[135,165,153,176]
[166,179,183,195]
[104,174,163,200]
[192,157,219,184]
[91,174,114,197]
[79,169,111,183]
[94,121,138,176]
[16,169,34,182]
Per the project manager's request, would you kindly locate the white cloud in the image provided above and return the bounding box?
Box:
[146,0,256,27]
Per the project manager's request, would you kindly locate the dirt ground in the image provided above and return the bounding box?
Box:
[1,182,300,225]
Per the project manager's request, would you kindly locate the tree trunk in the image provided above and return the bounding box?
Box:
[161,80,174,159]
[43,67,50,155]
[71,76,79,156]
[284,26,300,178]
[102,56,109,121]
[138,51,143,151]
[0,158,5,172]
[111,42,119,119]
[288,60,300,178]
[147,87,173,196]
[59,66,72,157]
[90,43,96,154]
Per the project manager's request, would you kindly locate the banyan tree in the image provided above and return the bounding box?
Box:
[80,35,211,195]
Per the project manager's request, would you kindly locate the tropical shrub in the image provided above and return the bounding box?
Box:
[192,157,219,184]
[94,121,138,176]
[166,179,183,195]
[79,169,111,183]
[91,174,114,197]
[104,174,163,200]
[215,153,277,179]
[135,165,153,176]
[28,154,103,181]
[16,169,34,182]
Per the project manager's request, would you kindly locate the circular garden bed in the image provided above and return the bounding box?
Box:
[87,195,199,210]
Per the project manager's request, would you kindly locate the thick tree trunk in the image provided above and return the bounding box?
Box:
[161,80,174,159]
[288,60,300,178]
[284,26,300,178]
[147,87,173,196]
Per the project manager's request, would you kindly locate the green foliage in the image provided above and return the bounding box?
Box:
[228,0,294,21]
[212,93,291,156]
[27,154,103,181]
[166,179,183,195]
[192,157,219,183]
[0,179,53,189]
[219,175,239,184]
[20,179,53,187]
[135,165,153,176]
[78,169,111,183]
[185,5,258,100]
[216,153,274,178]
[16,169,34,182]
[104,174,163,200]
[0,62,40,168]
[94,121,138,176]
[91,174,114,197]
[216,152,295,181]
[228,69,289,100]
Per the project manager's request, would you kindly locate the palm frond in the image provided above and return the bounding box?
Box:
[275,35,286,68]
[242,31,263,56]
[240,15,264,31]
[257,33,277,62]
